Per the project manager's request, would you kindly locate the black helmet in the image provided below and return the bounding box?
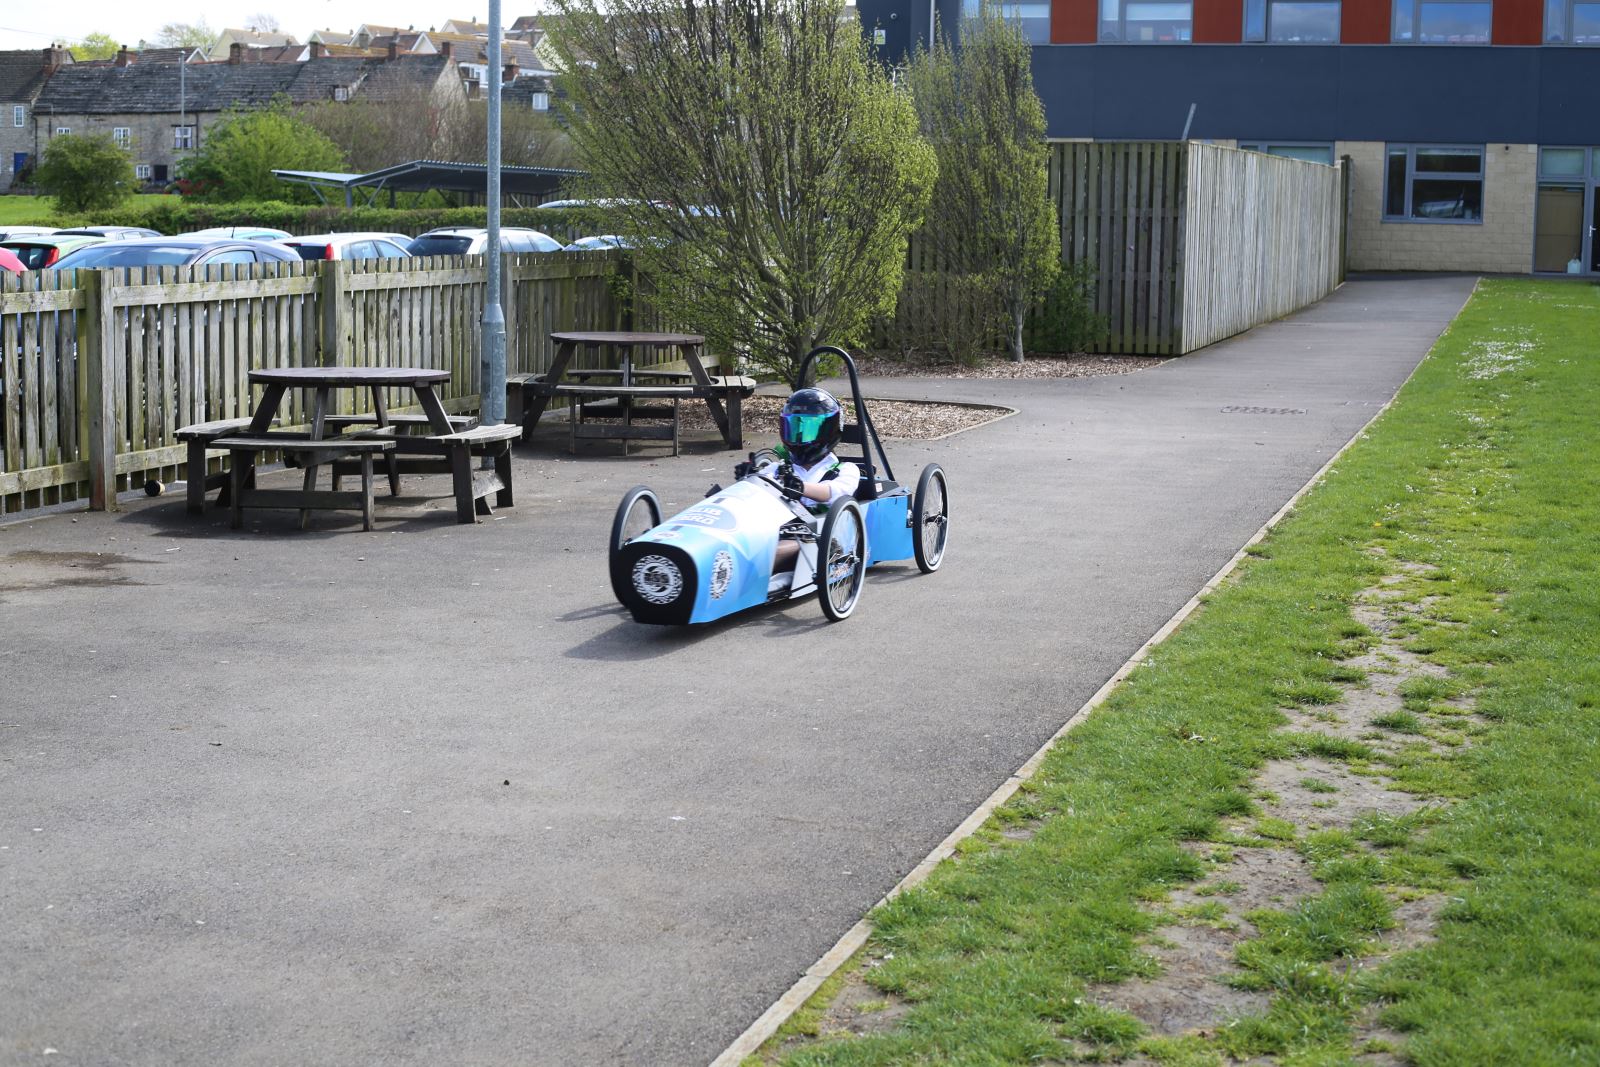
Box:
[779,387,843,467]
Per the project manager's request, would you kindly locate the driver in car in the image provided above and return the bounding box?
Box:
[762,387,860,576]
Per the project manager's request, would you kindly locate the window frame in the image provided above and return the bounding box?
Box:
[530,91,550,111]
[173,125,195,150]
[1244,0,1343,41]
[11,105,22,127]
[1545,0,1600,41]
[54,126,70,136]
[134,163,152,180]
[112,126,131,149]
[1239,141,1337,164]
[1392,0,1494,43]
[1383,143,1486,224]
[1099,0,1195,42]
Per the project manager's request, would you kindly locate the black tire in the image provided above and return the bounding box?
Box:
[913,463,949,574]
[817,498,867,622]
[610,486,661,603]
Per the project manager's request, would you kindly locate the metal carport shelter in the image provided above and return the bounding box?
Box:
[273,160,585,208]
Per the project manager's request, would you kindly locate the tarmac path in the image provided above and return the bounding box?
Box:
[0,276,1474,1066]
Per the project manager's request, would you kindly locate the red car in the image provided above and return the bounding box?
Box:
[0,247,24,274]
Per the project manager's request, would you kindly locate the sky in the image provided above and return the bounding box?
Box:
[0,2,542,51]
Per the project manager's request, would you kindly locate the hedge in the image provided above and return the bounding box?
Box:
[45,198,609,239]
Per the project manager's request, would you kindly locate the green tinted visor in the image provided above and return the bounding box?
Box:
[782,411,828,444]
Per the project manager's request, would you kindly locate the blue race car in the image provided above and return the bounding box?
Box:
[609,346,950,624]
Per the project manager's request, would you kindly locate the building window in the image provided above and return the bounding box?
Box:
[113,127,131,149]
[333,86,350,101]
[1245,0,1342,40]
[1393,0,1492,41]
[174,125,194,150]
[55,127,69,135]
[963,0,1053,41]
[134,164,151,179]
[1240,142,1336,164]
[1100,0,1193,40]
[530,91,550,111]
[1385,145,1484,222]
[11,105,22,127]
[1546,0,1600,40]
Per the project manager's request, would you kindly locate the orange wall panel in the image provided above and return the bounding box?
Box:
[1193,0,1243,41]
[1054,0,1098,42]
[1493,0,1544,43]
[1342,0,1392,42]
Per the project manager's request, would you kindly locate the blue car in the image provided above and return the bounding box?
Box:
[609,347,950,624]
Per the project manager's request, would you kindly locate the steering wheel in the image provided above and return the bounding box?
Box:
[757,472,807,502]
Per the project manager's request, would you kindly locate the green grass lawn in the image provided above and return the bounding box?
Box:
[0,193,172,226]
[755,278,1600,1066]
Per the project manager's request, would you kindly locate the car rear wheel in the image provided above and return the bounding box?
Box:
[818,498,866,622]
[610,486,661,603]
[913,463,949,574]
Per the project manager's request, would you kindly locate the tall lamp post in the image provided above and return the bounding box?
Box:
[480,0,507,426]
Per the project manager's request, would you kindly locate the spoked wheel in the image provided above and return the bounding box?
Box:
[913,463,949,574]
[609,486,661,603]
[817,498,867,622]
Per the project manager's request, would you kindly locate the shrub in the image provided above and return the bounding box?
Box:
[33,133,136,215]
[1030,260,1108,354]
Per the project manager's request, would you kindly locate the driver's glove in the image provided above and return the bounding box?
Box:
[781,469,806,497]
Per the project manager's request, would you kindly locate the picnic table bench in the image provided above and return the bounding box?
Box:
[508,332,757,452]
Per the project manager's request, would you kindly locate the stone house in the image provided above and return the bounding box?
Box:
[0,47,71,191]
[201,29,300,63]
[30,51,464,188]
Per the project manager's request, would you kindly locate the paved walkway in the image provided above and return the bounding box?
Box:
[0,276,1475,1066]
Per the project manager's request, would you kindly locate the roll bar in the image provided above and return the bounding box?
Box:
[796,345,894,485]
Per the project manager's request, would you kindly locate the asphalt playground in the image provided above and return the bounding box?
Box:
[0,275,1476,1066]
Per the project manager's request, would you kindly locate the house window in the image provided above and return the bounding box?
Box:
[1546,0,1600,40]
[55,127,70,135]
[11,105,22,127]
[113,127,131,148]
[530,91,550,111]
[174,125,194,150]
[962,0,1053,41]
[1385,145,1484,222]
[1244,0,1342,40]
[1100,0,1193,39]
[134,164,151,179]
[1538,146,1593,179]
[1393,0,1492,41]
[1240,142,1336,164]
[333,86,350,101]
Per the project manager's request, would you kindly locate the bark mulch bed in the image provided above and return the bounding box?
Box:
[853,353,1168,380]
[677,395,1003,441]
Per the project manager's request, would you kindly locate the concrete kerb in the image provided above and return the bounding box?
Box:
[706,288,1469,1066]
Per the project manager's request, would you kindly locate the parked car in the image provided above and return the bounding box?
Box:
[178,226,294,241]
[0,234,107,269]
[0,248,25,274]
[54,226,163,240]
[407,227,563,256]
[0,225,60,241]
[561,235,633,252]
[278,233,413,261]
[52,238,302,269]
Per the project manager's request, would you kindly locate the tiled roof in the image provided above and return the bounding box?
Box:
[0,50,49,102]
[218,29,299,47]
[33,55,451,114]
[429,33,539,69]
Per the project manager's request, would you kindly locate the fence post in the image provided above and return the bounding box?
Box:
[318,260,347,367]
[78,270,118,512]
[501,253,519,377]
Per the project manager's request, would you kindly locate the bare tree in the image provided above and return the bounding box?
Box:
[245,13,281,32]
[155,19,215,49]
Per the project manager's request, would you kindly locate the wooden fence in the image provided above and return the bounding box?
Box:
[887,141,1347,356]
[0,250,635,516]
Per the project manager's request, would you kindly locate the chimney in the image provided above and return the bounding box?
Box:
[229,42,245,64]
[503,62,517,82]
[115,45,134,67]
[438,41,453,61]
[42,44,70,74]
[309,41,326,59]
[387,40,399,60]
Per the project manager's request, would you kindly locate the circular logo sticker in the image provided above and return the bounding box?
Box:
[632,554,684,605]
[709,551,734,599]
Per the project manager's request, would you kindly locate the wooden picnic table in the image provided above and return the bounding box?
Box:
[520,331,754,451]
[217,366,517,529]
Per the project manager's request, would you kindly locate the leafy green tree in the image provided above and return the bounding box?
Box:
[549,0,937,385]
[909,3,1059,361]
[73,33,122,61]
[178,101,346,202]
[33,133,136,214]
[155,19,215,49]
